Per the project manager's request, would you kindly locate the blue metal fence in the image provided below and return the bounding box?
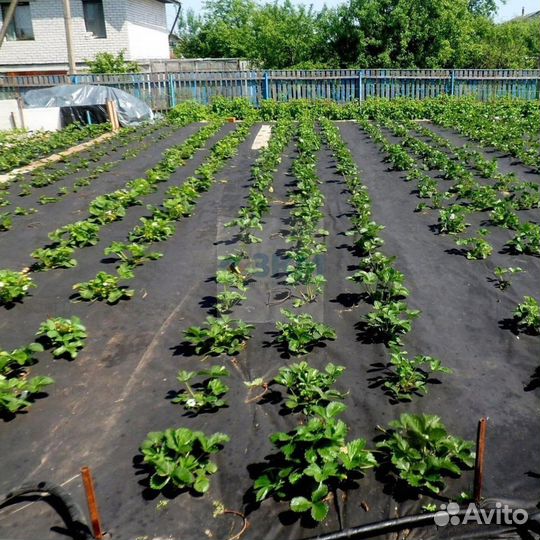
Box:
[0,69,538,112]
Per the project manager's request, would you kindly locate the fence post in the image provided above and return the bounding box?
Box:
[450,69,455,96]
[168,74,176,109]
[358,70,364,101]
[263,71,270,100]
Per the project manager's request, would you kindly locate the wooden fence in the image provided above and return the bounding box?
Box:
[0,69,538,112]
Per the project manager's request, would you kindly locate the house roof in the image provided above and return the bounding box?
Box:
[507,10,540,22]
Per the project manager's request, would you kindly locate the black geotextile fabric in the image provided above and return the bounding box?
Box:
[0,121,539,540]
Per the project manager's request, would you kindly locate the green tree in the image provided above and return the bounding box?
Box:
[86,50,141,74]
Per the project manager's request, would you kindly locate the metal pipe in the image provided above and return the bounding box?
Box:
[0,0,19,48]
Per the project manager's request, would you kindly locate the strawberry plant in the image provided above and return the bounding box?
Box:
[0,212,12,231]
[0,374,54,414]
[184,315,254,356]
[253,402,377,522]
[141,428,229,493]
[0,270,35,305]
[216,290,247,314]
[507,222,540,255]
[73,272,134,304]
[348,266,409,302]
[104,242,163,278]
[438,206,470,235]
[276,309,336,355]
[377,413,475,494]
[0,343,43,376]
[49,220,100,248]
[173,365,229,412]
[36,316,87,359]
[31,246,77,270]
[384,145,415,171]
[493,266,523,291]
[381,347,452,402]
[455,228,492,260]
[363,301,420,344]
[89,196,127,224]
[129,216,176,243]
[489,201,520,230]
[513,296,540,334]
[274,362,346,414]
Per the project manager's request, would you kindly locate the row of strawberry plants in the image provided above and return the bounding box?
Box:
[79,119,257,306]
[140,119,269,495]
[138,119,476,524]
[0,122,223,308]
[317,118,474,499]
[0,122,111,174]
[0,120,257,419]
[428,100,540,173]
[0,118,199,230]
[359,116,540,336]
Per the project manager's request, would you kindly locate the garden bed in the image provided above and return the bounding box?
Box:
[0,99,538,540]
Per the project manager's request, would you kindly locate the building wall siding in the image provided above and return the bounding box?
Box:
[0,0,169,71]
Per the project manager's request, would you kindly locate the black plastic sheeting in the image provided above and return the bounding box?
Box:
[0,122,538,540]
[60,105,109,127]
[23,85,153,126]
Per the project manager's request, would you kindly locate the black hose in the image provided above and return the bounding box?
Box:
[302,499,540,540]
[0,481,93,540]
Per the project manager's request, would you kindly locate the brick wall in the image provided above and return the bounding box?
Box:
[0,0,169,72]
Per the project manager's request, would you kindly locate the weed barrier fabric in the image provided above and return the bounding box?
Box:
[0,122,538,540]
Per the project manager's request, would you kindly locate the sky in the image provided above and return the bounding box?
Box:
[167,0,540,27]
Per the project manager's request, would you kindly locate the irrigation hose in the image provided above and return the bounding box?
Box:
[302,499,540,540]
[0,481,93,540]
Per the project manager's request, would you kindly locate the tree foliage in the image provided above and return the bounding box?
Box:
[87,50,141,74]
[175,0,539,69]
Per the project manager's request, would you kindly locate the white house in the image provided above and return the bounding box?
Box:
[0,0,177,74]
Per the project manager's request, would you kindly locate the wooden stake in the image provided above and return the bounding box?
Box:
[81,466,104,539]
[473,417,488,504]
[106,100,120,132]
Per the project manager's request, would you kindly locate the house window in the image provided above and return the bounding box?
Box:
[83,0,107,38]
[1,2,35,41]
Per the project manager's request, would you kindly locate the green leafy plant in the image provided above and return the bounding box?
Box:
[276,309,336,355]
[253,402,377,522]
[141,428,229,493]
[274,362,346,414]
[129,216,176,243]
[513,296,540,334]
[0,374,54,414]
[348,266,409,302]
[363,301,420,344]
[492,266,523,291]
[0,270,35,305]
[36,316,87,359]
[173,366,229,412]
[438,206,470,234]
[215,290,247,314]
[73,272,134,304]
[507,222,540,255]
[455,228,493,260]
[0,343,43,375]
[104,242,162,278]
[89,196,127,224]
[49,220,100,247]
[184,315,254,356]
[377,413,475,494]
[31,246,77,270]
[380,347,452,402]
[0,212,12,231]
